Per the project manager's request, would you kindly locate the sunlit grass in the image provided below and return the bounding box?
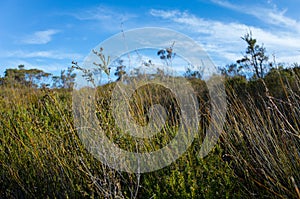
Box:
[1,72,299,198]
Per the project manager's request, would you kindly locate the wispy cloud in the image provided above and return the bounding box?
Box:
[74,6,135,22]
[22,29,60,44]
[149,9,300,65]
[210,0,300,32]
[149,9,181,19]
[1,50,83,60]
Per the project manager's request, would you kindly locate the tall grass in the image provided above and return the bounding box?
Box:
[1,70,299,198]
[222,73,300,198]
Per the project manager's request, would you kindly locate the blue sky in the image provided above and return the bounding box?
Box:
[1,0,300,77]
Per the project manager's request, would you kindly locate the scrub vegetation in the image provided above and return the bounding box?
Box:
[1,33,300,198]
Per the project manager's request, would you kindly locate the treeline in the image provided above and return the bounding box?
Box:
[1,32,299,96]
[0,64,76,89]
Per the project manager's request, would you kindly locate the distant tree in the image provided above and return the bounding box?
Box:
[2,65,51,88]
[184,64,203,79]
[60,66,76,89]
[219,64,244,78]
[114,59,126,81]
[236,32,270,79]
[18,64,25,70]
[52,66,76,89]
[51,75,61,88]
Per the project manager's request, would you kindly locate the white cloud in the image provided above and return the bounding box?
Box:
[149,9,181,19]
[149,9,300,65]
[22,29,60,44]
[64,5,138,33]
[1,50,83,60]
[71,5,136,24]
[210,0,300,32]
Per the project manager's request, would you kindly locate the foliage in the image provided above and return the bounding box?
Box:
[1,66,300,198]
[1,34,300,198]
[222,32,271,79]
[114,59,126,81]
[184,64,203,79]
[0,65,51,88]
[52,66,76,89]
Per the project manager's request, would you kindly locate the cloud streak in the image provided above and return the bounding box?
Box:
[1,50,83,60]
[74,6,135,22]
[22,29,60,44]
[66,5,137,32]
[210,0,300,32]
[149,8,300,65]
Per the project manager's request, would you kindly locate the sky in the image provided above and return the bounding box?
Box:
[1,0,300,77]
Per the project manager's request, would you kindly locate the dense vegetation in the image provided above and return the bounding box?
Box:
[1,34,300,198]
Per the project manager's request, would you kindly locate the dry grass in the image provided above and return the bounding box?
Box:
[1,72,299,198]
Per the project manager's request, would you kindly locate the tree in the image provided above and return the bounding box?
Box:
[52,66,76,89]
[236,32,270,79]
[184,64,203,79]
[60,66,76,89]
[114,59,126,81]
[2,65,51,88]
[219,64,244,77]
